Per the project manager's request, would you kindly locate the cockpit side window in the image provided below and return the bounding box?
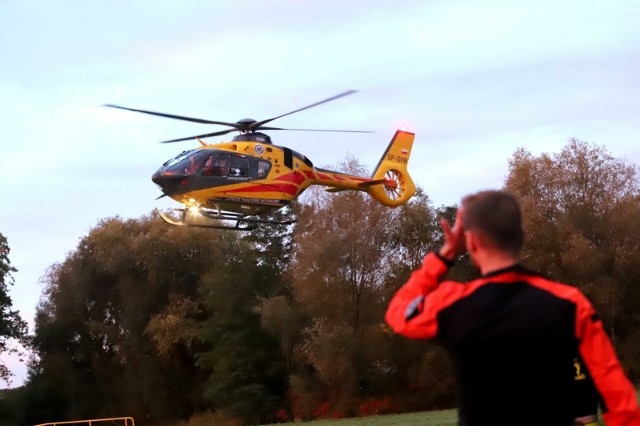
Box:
[185,153,206,175]
[229,155,250,177]
[201,155,228,177]
[257,160,270,178]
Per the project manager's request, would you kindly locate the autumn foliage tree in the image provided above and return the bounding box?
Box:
[257,158,459,419]
[265,158,397,417]
[24,214,291,425]
[28,217,217,422]
[505,138,640,377]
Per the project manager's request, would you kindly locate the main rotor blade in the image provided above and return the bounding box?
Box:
[257,126,374,133]
[103,104,240,127]
[251,90,358,129]
[160,128,237,143]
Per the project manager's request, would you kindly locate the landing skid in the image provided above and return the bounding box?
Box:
[156,209,295,231]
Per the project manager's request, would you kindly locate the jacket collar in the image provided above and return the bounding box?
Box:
[482,263,542,278]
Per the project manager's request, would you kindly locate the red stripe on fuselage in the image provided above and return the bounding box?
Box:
[225,184,299,196]
[275,171,306,185]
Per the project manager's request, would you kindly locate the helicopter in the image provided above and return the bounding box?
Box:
[105,90,416,230]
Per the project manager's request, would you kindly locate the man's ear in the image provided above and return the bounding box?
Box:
[464,230,477,254]
[469,230,499,254]
[465,229,490,253]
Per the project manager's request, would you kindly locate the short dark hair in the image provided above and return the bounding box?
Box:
[462,190,523,254]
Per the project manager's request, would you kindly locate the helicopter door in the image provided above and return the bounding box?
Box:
[282,147,294,169]
[229,154,250,178]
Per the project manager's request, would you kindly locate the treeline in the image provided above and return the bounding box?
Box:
[2,140,640,425]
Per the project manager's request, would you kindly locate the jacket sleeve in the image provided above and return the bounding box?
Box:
[574,296,640,426]
[385,252,451,339]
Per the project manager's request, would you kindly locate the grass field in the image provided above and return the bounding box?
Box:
[180,389,639,425]
[272,388,640,425]
[276,409,458,426]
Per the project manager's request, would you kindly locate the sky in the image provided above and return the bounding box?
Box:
[1,0,639,386]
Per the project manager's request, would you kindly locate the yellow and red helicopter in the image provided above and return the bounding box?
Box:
[105,91,416,230]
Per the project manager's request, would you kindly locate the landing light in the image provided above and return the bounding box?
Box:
[185,198,200,214]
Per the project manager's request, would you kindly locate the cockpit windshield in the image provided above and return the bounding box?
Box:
[158,149,271,181]
[163,149,195,167]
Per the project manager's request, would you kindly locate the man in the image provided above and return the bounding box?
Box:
[385,190,640,426]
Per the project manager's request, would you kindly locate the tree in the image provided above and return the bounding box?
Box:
[0,232,28,385]
[381,194,462,411]
[195,230,288,425]
[505,139,640,378]
[258,157,459,418]
[387,188,440,271]
[196,281,287,425]
[256,157,396,417]
[29,216,226,422]
[25,212,294,425]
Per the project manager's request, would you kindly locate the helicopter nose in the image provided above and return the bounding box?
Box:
[151,170,164,185]
[152,170,184,193]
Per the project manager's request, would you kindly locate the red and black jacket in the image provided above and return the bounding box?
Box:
[385,252,640,426]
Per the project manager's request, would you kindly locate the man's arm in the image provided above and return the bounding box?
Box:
[575,297,640,426]
[384,252,452,339]
[385,209,466,339]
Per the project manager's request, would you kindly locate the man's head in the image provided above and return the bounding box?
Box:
[461,190,524,256]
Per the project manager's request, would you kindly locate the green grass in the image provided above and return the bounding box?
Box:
[273,387,640,425]
[174,410,458,426]
[275,409,458,426]
[179,388,640,425]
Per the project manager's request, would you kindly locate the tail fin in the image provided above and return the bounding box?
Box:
[367,130,416,207]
